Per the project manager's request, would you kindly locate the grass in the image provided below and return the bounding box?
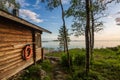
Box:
[20,46,120,80]
[46,47,120,80]
[20,59,52,80]
[20,64,41,80]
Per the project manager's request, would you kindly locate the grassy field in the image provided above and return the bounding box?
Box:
[19,46,120,80]
[46,47,120,80]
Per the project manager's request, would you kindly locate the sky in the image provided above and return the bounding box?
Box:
[16,0,120,41]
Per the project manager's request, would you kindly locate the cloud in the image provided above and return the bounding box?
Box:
[19,9,43,23]
[107,15,114,19]
[107,11,120,18]
[16,0,30,7]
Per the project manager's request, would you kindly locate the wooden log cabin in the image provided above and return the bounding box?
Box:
[0,10,51,80]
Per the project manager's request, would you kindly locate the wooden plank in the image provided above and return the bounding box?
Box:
[36,56,41,61]
[36,47,42,61]
[0,33,32,39]
[0,55,22,66]
[0,59,22,73]
[0,27,31,35]
[0,42,34,47]
[0,41,29,44]
[36,48,42,51]
[0,45,13,49]
[0,49,22,57]
[0,52,21,62]
[0,55,33,73]
[0,37,32,42]
[0,23,32,34]
[0,30,32,36]
[0,59,22,71]
[0,58,34,80]
[0,47,34,57]
[0,41,35,48]
[0,44,33,52]
[0,46,14,51]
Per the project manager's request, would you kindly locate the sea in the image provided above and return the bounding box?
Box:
[42,40,120,50]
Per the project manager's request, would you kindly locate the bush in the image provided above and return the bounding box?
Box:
[28,64,41,74]
[21,64,41,80]
[40,59,52,72]
[43,76,51,80]
[70,70,104,80]
[60,54,73,68]
[73,53,85,66]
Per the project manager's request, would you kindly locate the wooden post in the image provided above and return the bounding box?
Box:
[32,30,36,65]
[41,48,44,62]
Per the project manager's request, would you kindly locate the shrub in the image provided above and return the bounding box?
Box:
[43,76,51,80]
[60,54,73,68]
[28,64,41,74]
[40,59,52,72]
[21,64,41,80]
[73,53,85,66]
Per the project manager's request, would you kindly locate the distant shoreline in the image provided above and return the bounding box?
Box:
[42,40,120,42]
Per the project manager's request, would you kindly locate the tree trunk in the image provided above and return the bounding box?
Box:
[85,0,90,76]
[91,13,94,61]
[60,0,70,68]
[64,39,66,52]
[90,0,94,61]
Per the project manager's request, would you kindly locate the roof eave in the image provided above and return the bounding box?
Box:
[0,9,52,34]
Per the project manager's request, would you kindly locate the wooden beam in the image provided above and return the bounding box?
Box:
[41,48,44,62]
[32,30,36,65]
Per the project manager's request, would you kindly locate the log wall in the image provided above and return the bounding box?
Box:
[0,18,42,79]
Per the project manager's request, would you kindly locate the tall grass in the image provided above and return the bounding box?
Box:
[59,46,120,80]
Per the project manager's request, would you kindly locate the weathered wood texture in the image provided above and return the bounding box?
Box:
[0,19,42,80]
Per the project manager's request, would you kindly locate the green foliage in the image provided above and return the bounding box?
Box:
[43,76,51,80]
[60,54,73,68]
[40,59,52,72]
[21,64,41,80]
[28,64,41,73]
[58,26,70,51]
[59,48,120,80]
[41,0,60,10]
[66,0,105,36]
[55,48,86,68]
[73,53,85,66]
[0,0,20,12]
[20,60,53,80]
[46,52,64,57]
[66,69,103,80]
[20,47,120,80]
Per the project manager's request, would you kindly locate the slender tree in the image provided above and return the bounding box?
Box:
[66,0,106,75]
[41,0,71,68]
[58,26,70,52]
[66,0,105,62]
[59,0,71,68]
[89,0,105,61]
[85,0,90,75]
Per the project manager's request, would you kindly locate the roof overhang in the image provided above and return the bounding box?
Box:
[0,9,52,34]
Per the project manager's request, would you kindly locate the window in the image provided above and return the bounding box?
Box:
[35,33,41,48]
